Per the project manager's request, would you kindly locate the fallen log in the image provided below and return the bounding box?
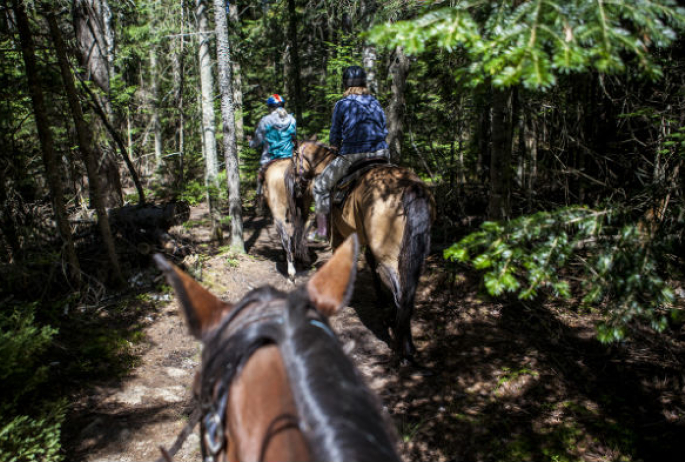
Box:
[108,201,190,232]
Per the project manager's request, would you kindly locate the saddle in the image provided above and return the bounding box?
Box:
[258,158,284,183]
[332,157,390,208]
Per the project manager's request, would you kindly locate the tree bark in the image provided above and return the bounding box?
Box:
[360,0,379,94]
[101,0,115,85]
[48,12,123,285]
[0,149,20,262]
[13,1,81,284]
[77,77,146,204]
[488,87,514,220]
[72,0,123,209]
[172,0,187,190]
[150,46,163,170]
[196,0,222,242]
[72,0,110,94]
[286,0,304,126]
[228,2,244,144]
[387,46,410,163]
[213,0,244,252]
[362,45,378,94]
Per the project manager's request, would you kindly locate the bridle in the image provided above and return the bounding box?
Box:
[155,287,286,462]
[293,141,337,184]
[155,286,336,462]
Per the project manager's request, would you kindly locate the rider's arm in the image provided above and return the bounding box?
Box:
[250,118,267,149]
[329,100,344,149]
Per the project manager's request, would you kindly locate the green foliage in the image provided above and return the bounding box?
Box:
[0,305,64,462]
[369,1,685,89]
[444,206,675,341]
[0,304,57,404]
[0,402,66,462]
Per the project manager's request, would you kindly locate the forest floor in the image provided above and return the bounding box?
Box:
[62,203,685,462]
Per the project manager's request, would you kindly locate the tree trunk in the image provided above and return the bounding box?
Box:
[488,87,514,220]
[387,46,410,163]
[13,1,81,284]
[286,0,304,126]
[101,0,115,85]
[360,0,379,94]
[524,109,538,212]
[476,88,491,182]
[228,2,244,144]
[72,0,123,209]
[213,0,244,252]
[362,45,378,94]
[48,13,123,285]
[78,78,146,205]
[150,46,163,170]
[173,0,187,190]
[0,150,20,262]
[72,0,110,94]
[196,0,222,242]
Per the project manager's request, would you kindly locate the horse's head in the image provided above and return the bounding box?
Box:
[154,235,400,462]
[293,140,336,181]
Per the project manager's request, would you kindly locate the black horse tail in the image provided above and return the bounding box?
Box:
[284,166,308,262]
[396,182,432,356]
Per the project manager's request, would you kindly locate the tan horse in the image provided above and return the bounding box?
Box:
[262,157,311,279]
[294,141,435,364]
[153,235,401,462]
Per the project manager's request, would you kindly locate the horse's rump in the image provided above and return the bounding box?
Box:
[333,166,431,248]
[262,158,292,220]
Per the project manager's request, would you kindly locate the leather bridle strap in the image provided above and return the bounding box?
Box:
[155,406,202,462]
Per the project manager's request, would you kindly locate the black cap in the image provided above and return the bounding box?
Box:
[342,66,367,88]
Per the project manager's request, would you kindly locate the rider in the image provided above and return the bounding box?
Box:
[311,65,389,240]
[250,94,297,196]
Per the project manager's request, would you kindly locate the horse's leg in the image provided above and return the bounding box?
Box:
[395,183,432,367]
[276,220,296,279]
[364,249,394,343]
[395,294,417,359]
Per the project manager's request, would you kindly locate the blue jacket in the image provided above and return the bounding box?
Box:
[250,110,297,164]
[330,94,388,155]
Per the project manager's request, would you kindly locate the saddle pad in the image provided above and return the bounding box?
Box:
[332,157,391,208]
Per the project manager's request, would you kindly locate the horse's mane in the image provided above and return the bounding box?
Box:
[280,287,400,462]
[298,139,332,151]
[200,285,399,462]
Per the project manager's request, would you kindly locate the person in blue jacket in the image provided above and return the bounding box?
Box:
[249,94,297,196]
[311,66,389,240]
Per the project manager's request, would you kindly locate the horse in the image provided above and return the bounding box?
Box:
[293,141,435,365]
[153,234,402,462]
[261,157,311,279]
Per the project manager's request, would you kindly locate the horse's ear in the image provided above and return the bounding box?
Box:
[154,254,232,339]
[306,234,358,317]
[308,134,318,141]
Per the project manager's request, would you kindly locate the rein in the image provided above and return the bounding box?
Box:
[155,287,285,462]
[155,286,337,462]
[294,141,337,182]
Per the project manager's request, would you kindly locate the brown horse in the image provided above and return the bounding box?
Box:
[261,157,311,279]
[153,235,401,462]
[294,141,435,364]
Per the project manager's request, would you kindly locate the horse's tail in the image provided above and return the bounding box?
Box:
[396,182,432,353]
[285,165,308,261]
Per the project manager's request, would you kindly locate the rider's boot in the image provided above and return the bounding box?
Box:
[309,213,328,242]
